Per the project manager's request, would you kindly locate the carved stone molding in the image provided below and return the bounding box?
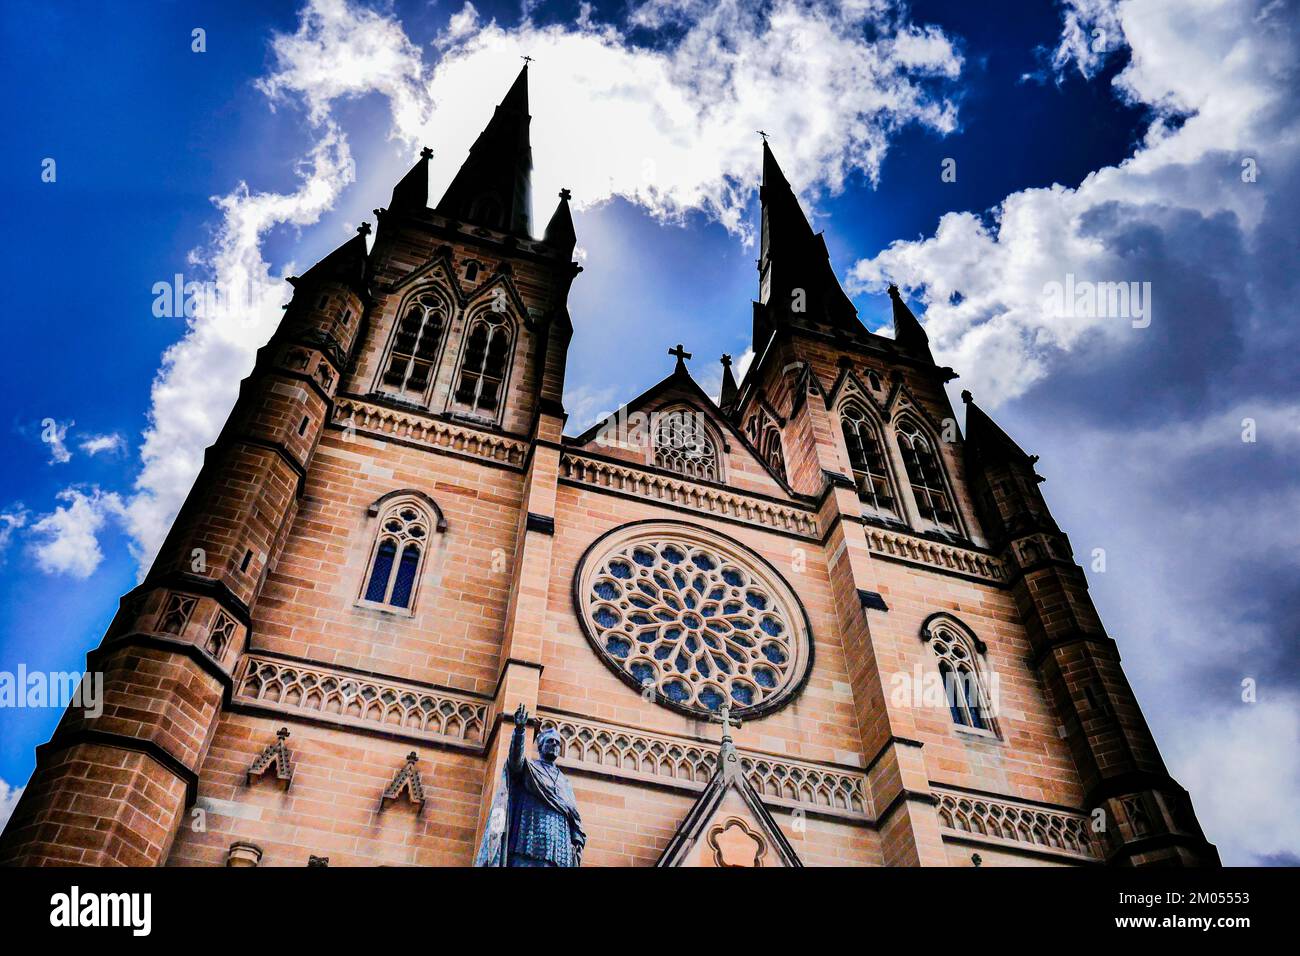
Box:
[561,453,819,537]
[234,656,487,747]
[537,712,868,819]
[863,526,1007,583]
[333,396,527,467]
[933,788,1099,860]
[380,752,426,814]
[247,726,294,790]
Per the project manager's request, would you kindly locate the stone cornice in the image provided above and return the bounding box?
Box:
[932,785,1100,861]
[560,450,820,538]
[331,395,529,468]
[232,655,489,750]
[536,710,869,823]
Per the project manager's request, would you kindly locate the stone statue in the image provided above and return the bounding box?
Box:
[475,704,586,866]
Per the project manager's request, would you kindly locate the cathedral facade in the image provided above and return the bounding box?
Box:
[0,67,1218,867]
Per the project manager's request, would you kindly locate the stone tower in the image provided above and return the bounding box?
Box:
[0,71,1216,867]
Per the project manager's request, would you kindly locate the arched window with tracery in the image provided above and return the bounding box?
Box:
[380,289,450,401]
[923,616,995,734]
[840,403,896,516]
[745,407,786,483]
[895,418,958,531]
[361,501,430,610]
[453,310,512,416]
[654,406,720,482]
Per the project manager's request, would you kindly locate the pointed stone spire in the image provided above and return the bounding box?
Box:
[719,353,738,413]
[755,140,858,336]
[435,64,533,236]
[760,140,817,270]
[887,283,931,359]
[389,146,433,213]
[962,391,1037,469]
[291,223,370,296]
[543,187,576,257]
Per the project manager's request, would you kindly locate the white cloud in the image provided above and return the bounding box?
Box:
[29,488,126,580]
[79,433,126,457]
[1050,0,1126,79]
[0,508,28,558]
[0,779,23,834]
[1168,697,1300,865]
[850,0,1296,405]
[255,0,427,132]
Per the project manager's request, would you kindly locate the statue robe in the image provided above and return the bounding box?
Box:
[474,723,585,867]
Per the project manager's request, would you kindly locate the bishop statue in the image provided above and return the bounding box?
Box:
[475,704,586,866]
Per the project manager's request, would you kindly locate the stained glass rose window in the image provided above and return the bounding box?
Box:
[575,522,812,717]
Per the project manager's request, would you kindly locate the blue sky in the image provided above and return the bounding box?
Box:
[1,0,1297,865]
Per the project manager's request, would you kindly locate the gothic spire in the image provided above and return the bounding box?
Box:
[888,283,931,359]
[389,146,433,213]
[543,187,576,257]
[756,140,858,337]
[291,223,370,297]
[719,353,738,413]
[962,391,1037,469]
[435,64,533,236]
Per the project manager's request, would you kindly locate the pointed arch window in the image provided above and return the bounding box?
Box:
[924,618,996,735]
[654,407,720,482]
[745,407,786,483]
[361,502,430,610]
[453,310,512,415]
[840,403,896,515]
[381,290,450,400]
[895,419,958,531]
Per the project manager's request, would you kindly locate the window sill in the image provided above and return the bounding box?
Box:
[353,600,416,619]
[953,724,1000,742]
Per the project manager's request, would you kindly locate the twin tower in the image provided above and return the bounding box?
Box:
[1,66,1217,867]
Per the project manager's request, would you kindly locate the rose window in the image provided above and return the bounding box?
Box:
[575,523,812,717]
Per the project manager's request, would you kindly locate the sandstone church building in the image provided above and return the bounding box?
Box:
[1,67,1218,867]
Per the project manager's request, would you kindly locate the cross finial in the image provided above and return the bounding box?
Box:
[720,353,732,368]
[756,130,770,142]
[521,55,534,65]
[356,222,371,236]
[420,146,433,160]
[405,751,418,764]
[558,187,571,201]
[710,703,742,740]
[668,343,692,369]
[276,727,290,740]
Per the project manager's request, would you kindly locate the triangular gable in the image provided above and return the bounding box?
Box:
[463,265,536,331]
[657,741,803,868]
[386,245,468,303]
[883,375,951,438]
[568,365,794,497]
[824,365,888,419]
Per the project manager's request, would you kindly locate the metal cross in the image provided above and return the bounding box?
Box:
[521,55,534,65]
[756,130,770,142]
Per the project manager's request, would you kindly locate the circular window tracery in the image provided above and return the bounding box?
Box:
[575,523,812,718]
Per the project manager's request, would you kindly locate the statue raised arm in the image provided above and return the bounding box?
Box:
[475,703,585,867]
